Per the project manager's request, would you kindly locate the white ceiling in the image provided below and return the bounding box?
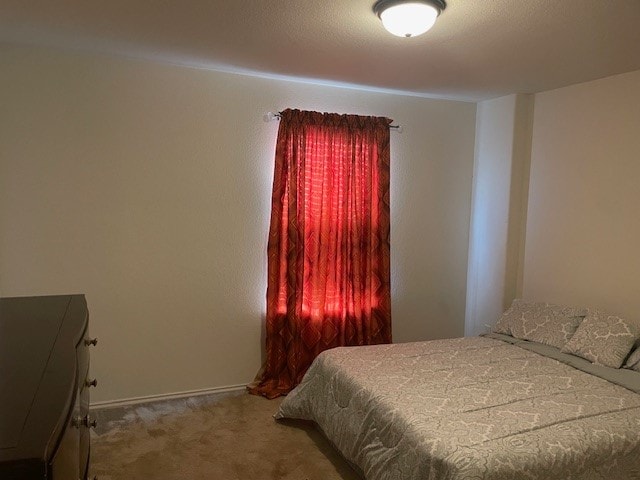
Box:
[1,0,639,101]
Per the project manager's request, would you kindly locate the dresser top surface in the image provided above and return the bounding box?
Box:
[0,296,72,450]
[0,295,87,463]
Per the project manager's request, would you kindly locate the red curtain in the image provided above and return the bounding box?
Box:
[249,109,392,399]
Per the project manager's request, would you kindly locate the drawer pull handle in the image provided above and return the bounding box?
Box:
[85,337,98,347]
[85,378,98,388]
[83,415,98,428]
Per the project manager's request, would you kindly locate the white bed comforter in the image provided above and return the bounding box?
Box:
[276,336,640,480]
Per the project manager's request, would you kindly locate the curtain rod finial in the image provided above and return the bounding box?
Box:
[264,112,280,123]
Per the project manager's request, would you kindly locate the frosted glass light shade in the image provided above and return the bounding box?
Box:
[378,2,439,38]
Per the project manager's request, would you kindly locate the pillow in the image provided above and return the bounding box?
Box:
[492,299,586,348]
[562,310,638,368]
[492,299,524,335]
[624,345,640,372]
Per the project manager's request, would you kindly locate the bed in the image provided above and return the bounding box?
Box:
[275,302,640,480]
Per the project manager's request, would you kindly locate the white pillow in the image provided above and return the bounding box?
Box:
[562,310,638,368]
[493,299,586,349]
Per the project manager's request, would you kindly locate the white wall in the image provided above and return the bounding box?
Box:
[522,70,640,320]
[0,44,477,403]
[465,94,533,335]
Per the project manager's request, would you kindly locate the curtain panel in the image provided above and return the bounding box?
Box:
[249,109,392,399]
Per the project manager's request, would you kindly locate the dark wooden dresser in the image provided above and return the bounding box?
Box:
[0,295,97,479]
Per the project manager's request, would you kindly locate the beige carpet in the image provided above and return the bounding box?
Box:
[91,392,361,480]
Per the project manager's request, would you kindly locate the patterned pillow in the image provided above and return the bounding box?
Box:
[492,299,586,348]
[492,299,525,335]
[562,311,638,368]
[624,346,640,372]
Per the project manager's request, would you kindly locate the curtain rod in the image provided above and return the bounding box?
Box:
[264,112,403,133]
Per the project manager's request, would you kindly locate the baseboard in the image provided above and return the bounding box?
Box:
[90,383,247,410]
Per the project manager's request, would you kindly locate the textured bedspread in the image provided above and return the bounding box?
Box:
[275,336,640,480]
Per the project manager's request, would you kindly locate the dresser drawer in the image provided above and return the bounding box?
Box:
[79,384,91,478]
[77,326,91,385]
[50,389,81,480]
[78,324,96,480]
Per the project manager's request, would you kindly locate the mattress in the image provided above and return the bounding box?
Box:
[275,335,640,480]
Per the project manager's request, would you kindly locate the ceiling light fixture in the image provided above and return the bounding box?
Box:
[373,0,446,38]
